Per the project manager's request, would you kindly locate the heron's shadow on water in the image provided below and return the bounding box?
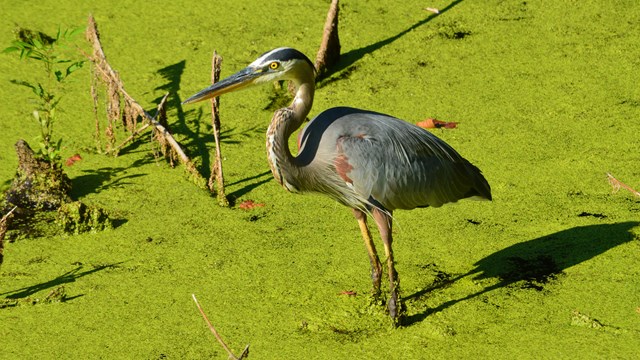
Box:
[402,221,639,326]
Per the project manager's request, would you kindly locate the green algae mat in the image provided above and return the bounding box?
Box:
[1,0,639,358]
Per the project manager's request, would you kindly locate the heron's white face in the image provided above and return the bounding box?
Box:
[248,48,311,85]
[246,59,294,84]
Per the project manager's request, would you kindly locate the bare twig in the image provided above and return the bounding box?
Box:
[115,123,151,152]
[209,51,229,206]
[90,64,103,153]
[1,206,18,265]
[114,93,169,153]
[607,173,640,197]
[192,294,249,360]
[0,207,17,224]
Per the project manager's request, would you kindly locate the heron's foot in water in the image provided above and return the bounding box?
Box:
[387,284,406,326]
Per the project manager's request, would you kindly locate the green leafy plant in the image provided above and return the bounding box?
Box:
[3,26,85,164]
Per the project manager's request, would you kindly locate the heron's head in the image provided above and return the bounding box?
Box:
[183,47,315,104]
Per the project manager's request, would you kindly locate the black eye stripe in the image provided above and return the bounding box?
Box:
[259,48,314,70]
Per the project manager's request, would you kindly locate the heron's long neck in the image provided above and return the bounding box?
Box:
[266,78,315,192]
[290,81,314,121]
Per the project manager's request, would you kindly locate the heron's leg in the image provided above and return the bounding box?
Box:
[372,208,401,322]
[352,208,382,296]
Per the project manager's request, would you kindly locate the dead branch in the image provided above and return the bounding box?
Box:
[114,93,169,153]
[85,15,204,183]
[90,65,103,152]
[192,294,249,360]
[116,123,151,152]
[607,173,640,197]
[208,51,229,206]
[0,206,18,265]
[315,0,340,79]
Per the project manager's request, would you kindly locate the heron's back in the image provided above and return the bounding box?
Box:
[296,107,491,211]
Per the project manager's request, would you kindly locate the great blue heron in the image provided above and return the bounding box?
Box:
[184,47,491,323]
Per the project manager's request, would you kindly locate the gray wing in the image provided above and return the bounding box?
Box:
[298,107,491,211]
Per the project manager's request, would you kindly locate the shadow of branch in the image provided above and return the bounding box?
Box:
[318,0,465,84]
[226,171,273,205]
[2,262,124,300]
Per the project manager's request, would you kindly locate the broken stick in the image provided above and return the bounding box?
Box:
[114,93,169,153]
[209,51,229,206]
[0,206,17,265]
[192,294,249,360]
[607,173,640,197]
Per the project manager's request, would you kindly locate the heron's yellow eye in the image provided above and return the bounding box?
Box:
[269,62,279,70]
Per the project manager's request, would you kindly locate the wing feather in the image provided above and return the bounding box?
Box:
[297,107,491,211]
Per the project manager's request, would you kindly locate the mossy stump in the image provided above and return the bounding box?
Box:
[5,140,71,211]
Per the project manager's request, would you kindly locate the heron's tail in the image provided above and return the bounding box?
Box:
[463,161,492,201]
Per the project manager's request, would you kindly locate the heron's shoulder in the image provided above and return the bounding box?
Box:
[310,107,409,134]
[312,107,431,139]
[315,106,394,121]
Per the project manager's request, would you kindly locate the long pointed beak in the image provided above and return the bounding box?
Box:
[182,66,262,104]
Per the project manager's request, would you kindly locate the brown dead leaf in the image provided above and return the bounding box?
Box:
[65,154,82,166]
[338,290,357,296]
[416,118,458,129]
[238,200,265,210]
